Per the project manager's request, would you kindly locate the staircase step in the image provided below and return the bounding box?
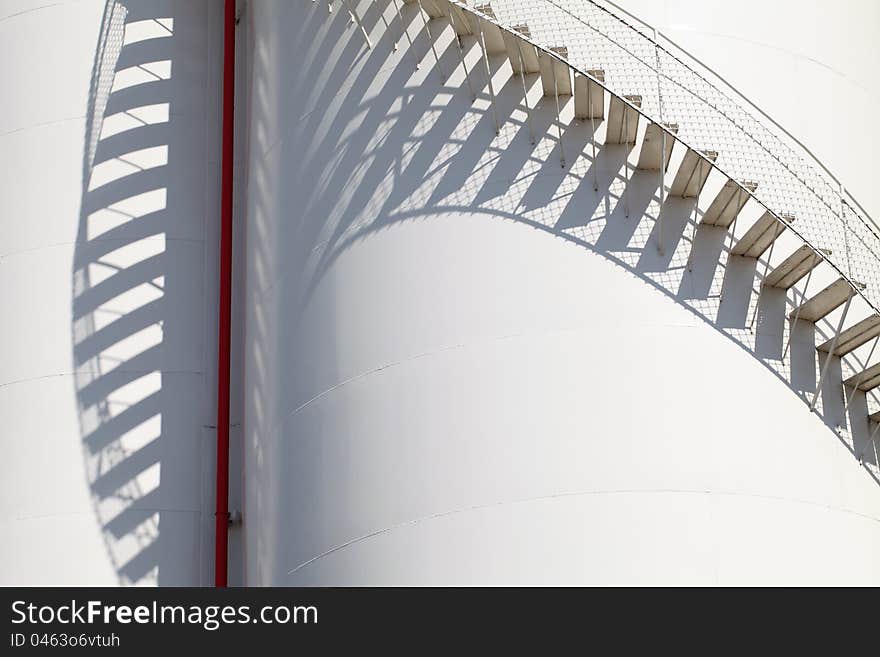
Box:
[503,25,540,74]
[539,47,572,97]
[405,0,444,19]
[789,278,863,322]
[605,94,642,144]
[436,0,472,34]
[701,180,758,227]
[574,70,605,120]
[669,148,717,197]
[763,245,829,289]
[636,122,678,170]
[731,211,792,258]
[817,315,880,356]
[844,363,880,392]
[471,4,505,53]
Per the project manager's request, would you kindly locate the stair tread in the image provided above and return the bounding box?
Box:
[502,25,540,74]
[701,180,757,227]
[605,94,641,145]
[574,70,605,120]
[844,362,880,391]
[669,148,717,197]
[731,211,791,258]
[636,122,677,170]
[471,5,505,53]
[789,277,862,322]
[817,314,880,355]
[539,48,572,97]
[763,245,829,289]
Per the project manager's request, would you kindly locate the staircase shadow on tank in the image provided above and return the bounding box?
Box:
[72,0,220,585]
[269,1,880,483]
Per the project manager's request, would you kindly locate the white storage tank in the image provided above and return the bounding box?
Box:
[241,0,880,584]
[0,0,226,585]
[2,0,879,587]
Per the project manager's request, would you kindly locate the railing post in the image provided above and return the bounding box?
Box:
[478,18,500,135]
[685,158,704,272]
[840,183,853,279]
[810,294,852,411]
[588,76,598,191]
[653,27,665,256]
[719,188,743,303]
[516,43,536,145]
[416,0,444,81]
[783,267,813,360]
[622,106,629,217]
[447,8,475,100]
[552,57,565,168]
[749,239,776,330]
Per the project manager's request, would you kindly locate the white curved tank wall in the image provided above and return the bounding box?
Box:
[243,1,880,584]
[0,1,224,585]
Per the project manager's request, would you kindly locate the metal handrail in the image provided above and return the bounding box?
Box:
[545,0,878,233]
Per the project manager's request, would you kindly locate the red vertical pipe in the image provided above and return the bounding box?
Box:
[215,0,236,588]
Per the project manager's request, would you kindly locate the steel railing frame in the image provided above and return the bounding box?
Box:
[440,0,880,316]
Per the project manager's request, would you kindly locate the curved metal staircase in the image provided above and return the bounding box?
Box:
[328,0,880,469]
